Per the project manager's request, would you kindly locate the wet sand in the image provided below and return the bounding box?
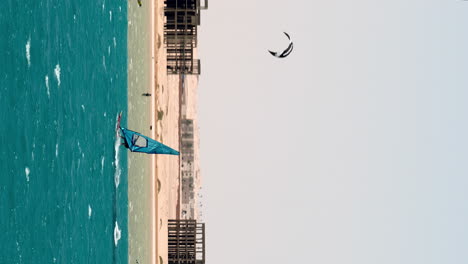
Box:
[127,0,152,263]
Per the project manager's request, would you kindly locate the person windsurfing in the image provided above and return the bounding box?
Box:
[120,136,130,148]
[116,112,179,155]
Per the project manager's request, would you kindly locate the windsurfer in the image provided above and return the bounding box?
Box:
[120,136,130,149]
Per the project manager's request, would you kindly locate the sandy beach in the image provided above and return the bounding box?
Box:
[127,0,182,263]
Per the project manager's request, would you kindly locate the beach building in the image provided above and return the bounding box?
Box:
[180,119,197,219]
[164,0,208,74]
[168,219,206,264]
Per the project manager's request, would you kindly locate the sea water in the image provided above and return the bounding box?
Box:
[0,0,128,263]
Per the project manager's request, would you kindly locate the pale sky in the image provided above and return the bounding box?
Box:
[198,1,468,263]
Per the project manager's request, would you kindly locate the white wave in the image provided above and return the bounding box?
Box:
[108,45,110,55]
[31,142,35,161]
[81,104,85,111]
[77,141,82,154]
[54,64,61,86]
[114,113,121,188]
[45,75,50,98]
[109,10,112,21]
[101,156,105,174]
[114,221,121,246]
[102,55,106,70]
[88,205,92,219]
[104,112,107,117]
[26,38,31,67]
[25,167,30,182]
[55,143,59,157]
[113,37,116,48]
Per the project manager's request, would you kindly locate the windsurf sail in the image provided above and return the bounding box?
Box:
[116,112,179,155]
[120,127,180,155]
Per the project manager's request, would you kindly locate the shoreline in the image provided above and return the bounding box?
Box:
[150,0,156,263]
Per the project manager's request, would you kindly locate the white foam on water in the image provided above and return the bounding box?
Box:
[109,10,112,21]
[108,45,110,55]
[45,75,50,98]
[25,167,30,182]
[54,64,61,86]
[101,156,105,174]
[114,113,121,188]
[55,143,59,157]
[102,55,106,70]
[73,14,76,21]
[26,38,31,67]
[88,205,92,219]
[113,37,116,48]
[114,221,121,246]
[104,112,107,117]
[31,142,35,160]
[77,141,82,153]
[81,104,85,111]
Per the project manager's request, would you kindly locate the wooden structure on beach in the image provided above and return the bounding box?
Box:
[168,219,206,264]
[180,119,196,218]
[164,0,208,75]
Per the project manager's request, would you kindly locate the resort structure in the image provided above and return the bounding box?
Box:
[168,219,206,264]
[180,119,197,219]
[164,0,208,75]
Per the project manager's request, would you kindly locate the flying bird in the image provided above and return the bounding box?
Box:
[268,32,294,58]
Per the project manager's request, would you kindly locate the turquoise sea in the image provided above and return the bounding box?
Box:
[0,0,129,263]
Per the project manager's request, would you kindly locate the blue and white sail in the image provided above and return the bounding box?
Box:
[116,113,179,155]
[120,127,179,155]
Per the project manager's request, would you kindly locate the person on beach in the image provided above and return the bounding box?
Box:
[137,0,142,7]
[142,93,151,96]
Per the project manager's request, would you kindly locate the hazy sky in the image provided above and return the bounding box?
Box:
[198,1,468,263]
